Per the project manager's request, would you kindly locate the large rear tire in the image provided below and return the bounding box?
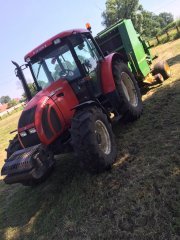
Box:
[71,107,117,173]
[113,61,143,122]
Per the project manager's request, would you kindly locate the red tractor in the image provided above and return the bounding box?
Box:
[1,27,143,186]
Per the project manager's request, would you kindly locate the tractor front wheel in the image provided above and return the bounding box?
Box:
[6,134,22,159]
[71,107,117,173]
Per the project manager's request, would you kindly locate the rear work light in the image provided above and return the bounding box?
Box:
[53,38,61,45]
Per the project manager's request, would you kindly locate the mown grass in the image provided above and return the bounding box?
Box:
[0,39,179,240]
[0,106,23,121]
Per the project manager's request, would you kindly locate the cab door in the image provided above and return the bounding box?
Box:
[70,33,102,97]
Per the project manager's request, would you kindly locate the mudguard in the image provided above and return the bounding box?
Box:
[100,53,124,94]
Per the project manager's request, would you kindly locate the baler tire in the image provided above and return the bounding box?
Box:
[6,134,22,159]
[152,61,171,80]
[113,61,143,122]
[71,107,117,173]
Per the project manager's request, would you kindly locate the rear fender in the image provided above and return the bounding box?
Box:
[100,53,125,94]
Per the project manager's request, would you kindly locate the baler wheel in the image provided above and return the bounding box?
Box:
[113,61,143,122]
[152,61,171,80]
[71,107,117,173]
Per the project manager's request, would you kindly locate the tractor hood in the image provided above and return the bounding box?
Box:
[18,79,79,148]
[24,80,65,111]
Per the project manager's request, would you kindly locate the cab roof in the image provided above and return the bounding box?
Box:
[24,29,89,61]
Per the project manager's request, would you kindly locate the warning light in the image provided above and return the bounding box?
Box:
[86,23,92,32]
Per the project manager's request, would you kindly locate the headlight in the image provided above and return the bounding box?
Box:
[28,128,36,134]
[19,131,27,137]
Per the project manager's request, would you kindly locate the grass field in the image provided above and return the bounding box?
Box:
[0,111,22,172]
[0,39,179,240]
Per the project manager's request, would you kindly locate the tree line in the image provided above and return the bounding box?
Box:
[102,0,175,38]
[0,96,20,108]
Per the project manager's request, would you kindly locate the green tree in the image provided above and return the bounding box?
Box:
[159,12,174,28]
[141,11,161,38]
[102,0,143,29]
[0,95,11,104]
[22,83,37,99]
[101,1,175,39]
[7,99,18,108]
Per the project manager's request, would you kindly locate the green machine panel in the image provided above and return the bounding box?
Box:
[96,19,151,78]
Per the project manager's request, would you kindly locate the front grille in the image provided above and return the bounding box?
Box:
[42,105,53,139]
[18,106,36,128]
[20,132,40,148]
[50,108,61,132]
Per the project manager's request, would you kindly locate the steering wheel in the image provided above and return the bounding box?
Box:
[60,69,74,78]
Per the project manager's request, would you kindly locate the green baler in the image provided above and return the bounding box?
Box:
[95,19,171,84]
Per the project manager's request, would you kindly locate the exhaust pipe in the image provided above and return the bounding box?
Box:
[12,61,32,101]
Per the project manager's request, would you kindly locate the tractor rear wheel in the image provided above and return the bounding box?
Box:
[6,134,22,159]
[71,107,117,173]
[113,61,143,122]
[152,61,171,80]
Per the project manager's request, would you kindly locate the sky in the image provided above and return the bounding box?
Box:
[0,0,179,99]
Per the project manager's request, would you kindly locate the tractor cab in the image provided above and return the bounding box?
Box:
[23,30,104,102]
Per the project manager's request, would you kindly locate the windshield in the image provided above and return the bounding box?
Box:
[31,42,81,89]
